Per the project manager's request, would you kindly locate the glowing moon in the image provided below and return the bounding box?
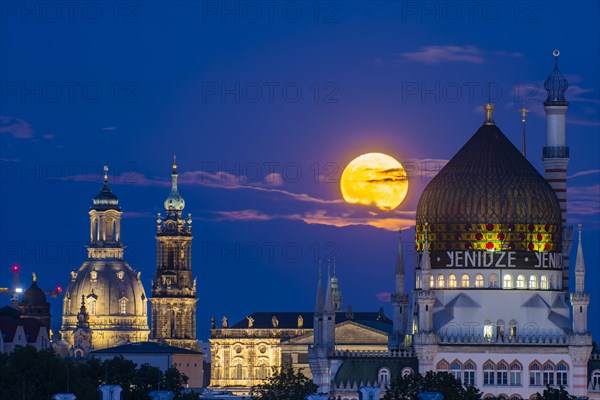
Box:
[340,153,408,210]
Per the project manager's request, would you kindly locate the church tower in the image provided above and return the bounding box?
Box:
[542,50,573,290]
[150,159,198,351]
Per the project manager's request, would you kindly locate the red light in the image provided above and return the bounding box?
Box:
[12,265,19,272]
[56,285,63,293]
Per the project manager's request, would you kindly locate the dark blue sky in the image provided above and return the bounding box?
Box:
[1,1,598,340]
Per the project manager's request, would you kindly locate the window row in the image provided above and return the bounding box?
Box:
[417,273,558,290]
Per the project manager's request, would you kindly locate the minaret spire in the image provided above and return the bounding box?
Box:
[420,223,432,289]
[390,228,409,350]
[575,224,585,293]
[520,106,528,157]
[315,261,324,313]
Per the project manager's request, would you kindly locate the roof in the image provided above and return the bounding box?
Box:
[416,123,562,253]
[229,311,392,331]
[334,357,418,385]
[0,313,44,342]
[91,341,202,355]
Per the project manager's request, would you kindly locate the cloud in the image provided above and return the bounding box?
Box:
[398,45,484,65]
[568,185,600,216]
[42,134,54,139]
[376,292,392,303]
[102,126,117,131]
[0,116,34,139]
[493,50,525,58]
[213,210,278,222]
[568,170,600,179]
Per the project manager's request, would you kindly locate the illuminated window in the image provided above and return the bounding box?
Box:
[516,275,525,289]
[529,275,538,289]
[416,275,422,289]
[543,363,555,386]
[475,274,484,288]
[234,364,243,380]
[489,274,499,288]
[510,362,522,386]
[484,319,493,340]
[463,361,476,386]
[461,274,470,288]
[429,275,435,289]
[437,274,445,288]
[87,298,96,316]
[257,364,269,380]
[497,320,505,339]
[448,274,457,288]
[509,320,517,339]
[378,368,391,385]
[592,370,600,389]
[119,298,127,315]
[451,361,462,381]
[483,361,495,385]
[541,275,549,289]
[503,274,513,289]
[556,363,568,386]
[529,362,541,386]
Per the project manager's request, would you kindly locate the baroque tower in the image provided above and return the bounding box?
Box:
[150,159,199,351]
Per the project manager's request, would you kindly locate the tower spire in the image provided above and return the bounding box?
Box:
[483,103,495,126]
[420,223,432,290]
[575,224,585,293]
[395,228,405,295]
[315,261,324,313]
[520,105,528,157]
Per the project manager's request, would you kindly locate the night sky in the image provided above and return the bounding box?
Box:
[1,1,598,341]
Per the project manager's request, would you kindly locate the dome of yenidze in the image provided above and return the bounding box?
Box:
[416,122,562,253]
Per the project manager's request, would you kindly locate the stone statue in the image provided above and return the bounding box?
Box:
[272,316,279,328]
[298,315,304,328]
[222,316,228,328]
[247,316,254,328]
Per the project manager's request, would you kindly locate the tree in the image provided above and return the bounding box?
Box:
[251,368,318,400]
[535,385,577,400]
[382,371,481,400]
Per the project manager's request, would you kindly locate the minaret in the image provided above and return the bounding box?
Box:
[542,50,573,290]
[568,224,592,397]
[330,259,343,311]
[413,224,438,374]
[570,225,589,334]
[309,263,335,394]
[150,158,199,351]
[389,229,409,350]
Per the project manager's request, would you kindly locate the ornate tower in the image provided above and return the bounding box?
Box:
[389,229,409,350]
[329,260,343,311]
[568,225,592,396]
[542,50,573,290]
[150,159,198,351]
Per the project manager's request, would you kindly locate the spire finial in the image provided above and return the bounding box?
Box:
[32,272,37,282]
[483,103,495,125]
[578,223,582,241]
[103,165,109,181]
[172,155,178,172]
[520,105,528,157]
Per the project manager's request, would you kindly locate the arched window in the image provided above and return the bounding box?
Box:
[496,320,505,339]
[489,273,499,288]
[463,361,476,386]
[516,275,525,289]
[529,275,538,289]
[119,298,127,315]
[235,364,243,380]
[448,274,457,288]
[543,362,555,386]
[475,274,484,288]
[556,362,568,386]
[257,364,269,380]
[105,217,116,241]
[510,362,522,386]
[461,274,470,288]
[416,275,422,289]
[529,362,541,386]
[483,361,495,385]
[437,274,445,288]
[378,368,391,385]
[503,274,513,289]
[592,370,600,389]
[541,275,549,289]
[509,320,517,339]
[401,367,414,378]
[451,361,462,381]
[429,275,435,289]
[436,360,449,372]
[549,275,555,289]
[510,396,523,400]
[87,298,96,316]
[484,319,493,340]
[497,362,508,385]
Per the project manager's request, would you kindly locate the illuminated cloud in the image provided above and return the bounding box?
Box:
[0,116,34,139]
[399,45,484,65]
[568,169,600,179]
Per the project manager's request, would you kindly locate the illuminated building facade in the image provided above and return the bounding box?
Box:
[150,161,199,351]
[309,54,597,400]
[59,167,150,356]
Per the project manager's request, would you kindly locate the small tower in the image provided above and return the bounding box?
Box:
[309,263,335,394]
[71,295,93,358]
[389,229,409,350]
[329,259,343,311]
[150,158,198,351]
[413,224,438,374]
[568,224,593,397]
[542,50,573,290]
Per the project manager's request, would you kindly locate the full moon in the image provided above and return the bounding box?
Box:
[340,153,408,210]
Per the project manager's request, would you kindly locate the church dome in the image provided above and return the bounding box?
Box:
[416,115,562,253]
[164,162,185,212]
[92,169,121,211]
[22,280,47,307]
